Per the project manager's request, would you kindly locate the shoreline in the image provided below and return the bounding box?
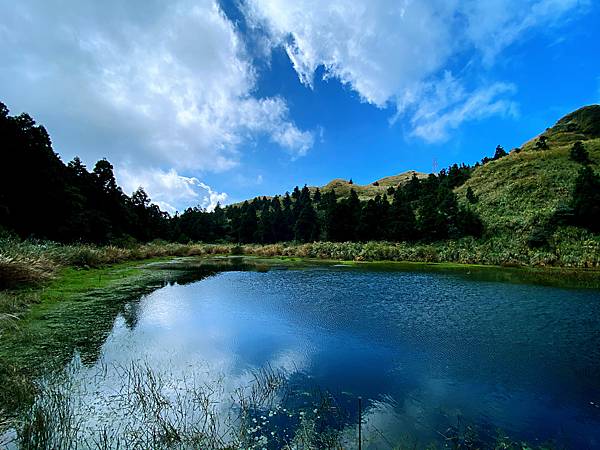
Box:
[1,252,599,436]
[2,247,600,332]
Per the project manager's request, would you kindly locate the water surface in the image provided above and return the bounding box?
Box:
[43,264,600,447]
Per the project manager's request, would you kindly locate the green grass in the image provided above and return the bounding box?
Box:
[456,136,600,236]
[0,259,190,417]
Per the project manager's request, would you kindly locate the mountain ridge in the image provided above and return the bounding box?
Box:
[242,105,600,212]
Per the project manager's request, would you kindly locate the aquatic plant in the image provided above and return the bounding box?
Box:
[3,357,565,450]
[6,359,350,450]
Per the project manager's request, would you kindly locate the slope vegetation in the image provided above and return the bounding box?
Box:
[456,105,600,236]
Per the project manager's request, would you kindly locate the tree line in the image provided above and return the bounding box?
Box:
[1,102,598,245]
[0,102,170,243]
[187,170,483,245]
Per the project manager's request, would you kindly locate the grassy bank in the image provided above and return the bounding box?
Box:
[2,234,600,322]
[0,258,196,416]
[3,230,600,287]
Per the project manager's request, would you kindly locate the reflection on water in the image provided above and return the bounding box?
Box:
[18,262,600,448]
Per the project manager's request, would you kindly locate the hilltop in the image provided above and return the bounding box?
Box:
[308,170,427,201]
[249,105,599,241]
[455,105,600,237]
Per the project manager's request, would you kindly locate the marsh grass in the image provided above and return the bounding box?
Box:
[5,359,351,450]
[3,358,562,450]
[2,234,600,344]
[0,238,237,288]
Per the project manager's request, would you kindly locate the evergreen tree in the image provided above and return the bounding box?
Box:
[238,201,258,243]
[294,202,319,242]
[281,193,294,241]
[457,207,484,237]
[270,197,287,242]
[535,136,549,150]
[357,196,386,241]
[257,203,274,243]
[404,174,421,201]
[570,141,590,164]
[388,190,417,241]
[466,186,478,204]
[293,185,320,242]
[571,166,600,233]
[493,145,507,160]
[313,188,322,206]
[322,190,338,241]
[344,189,361,240]
[212,203,227,240]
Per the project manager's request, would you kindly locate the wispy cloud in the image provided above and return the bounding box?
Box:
[400,74,519,142]
[243,0,582,141]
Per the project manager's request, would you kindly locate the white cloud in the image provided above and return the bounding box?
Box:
[117,167,228,214]
[463,0,584,64]
[400,73,519,142]
[235,96,314,157]
[243,0,583,140]
[0,0,313,209]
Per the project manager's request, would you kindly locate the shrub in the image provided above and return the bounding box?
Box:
[569,141,590,164]
[527,227,551,249]
[535,136,549,150]
[230,245,244,255]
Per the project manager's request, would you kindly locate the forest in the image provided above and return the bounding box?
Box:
[1,101,598,246]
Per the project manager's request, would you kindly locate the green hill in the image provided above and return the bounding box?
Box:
[312,105,599,237]
[280,105,599,240]
[232,105,599,266]
[455,105,600,236]
[309,170,427,201]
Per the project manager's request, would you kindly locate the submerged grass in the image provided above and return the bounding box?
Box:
[0,259,219,423]
[6,358,355,449]
[3,358,564,450]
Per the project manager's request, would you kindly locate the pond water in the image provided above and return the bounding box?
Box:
[18,262,600,448]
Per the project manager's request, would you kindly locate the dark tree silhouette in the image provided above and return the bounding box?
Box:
[535,136,549,150]
[571,166,600,233]
[493,145,507,160]
[0,101,495,246]
[466,186,478,204]
[570,141,590,164]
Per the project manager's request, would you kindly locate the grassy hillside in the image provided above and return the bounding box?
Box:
[308,170,427,201]
[287,105,600,242]
[455,105,600,236]
[306,106,599,241]
[234,105,599,260]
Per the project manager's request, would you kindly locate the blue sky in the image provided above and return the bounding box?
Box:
[1,0,599,211]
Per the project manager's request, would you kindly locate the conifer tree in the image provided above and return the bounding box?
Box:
[466,186,478,204]
[388,190,416,242]
[571,166,600,233]
[570,141,590,164]
[238,201,258,243]
[493,145,507,160]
